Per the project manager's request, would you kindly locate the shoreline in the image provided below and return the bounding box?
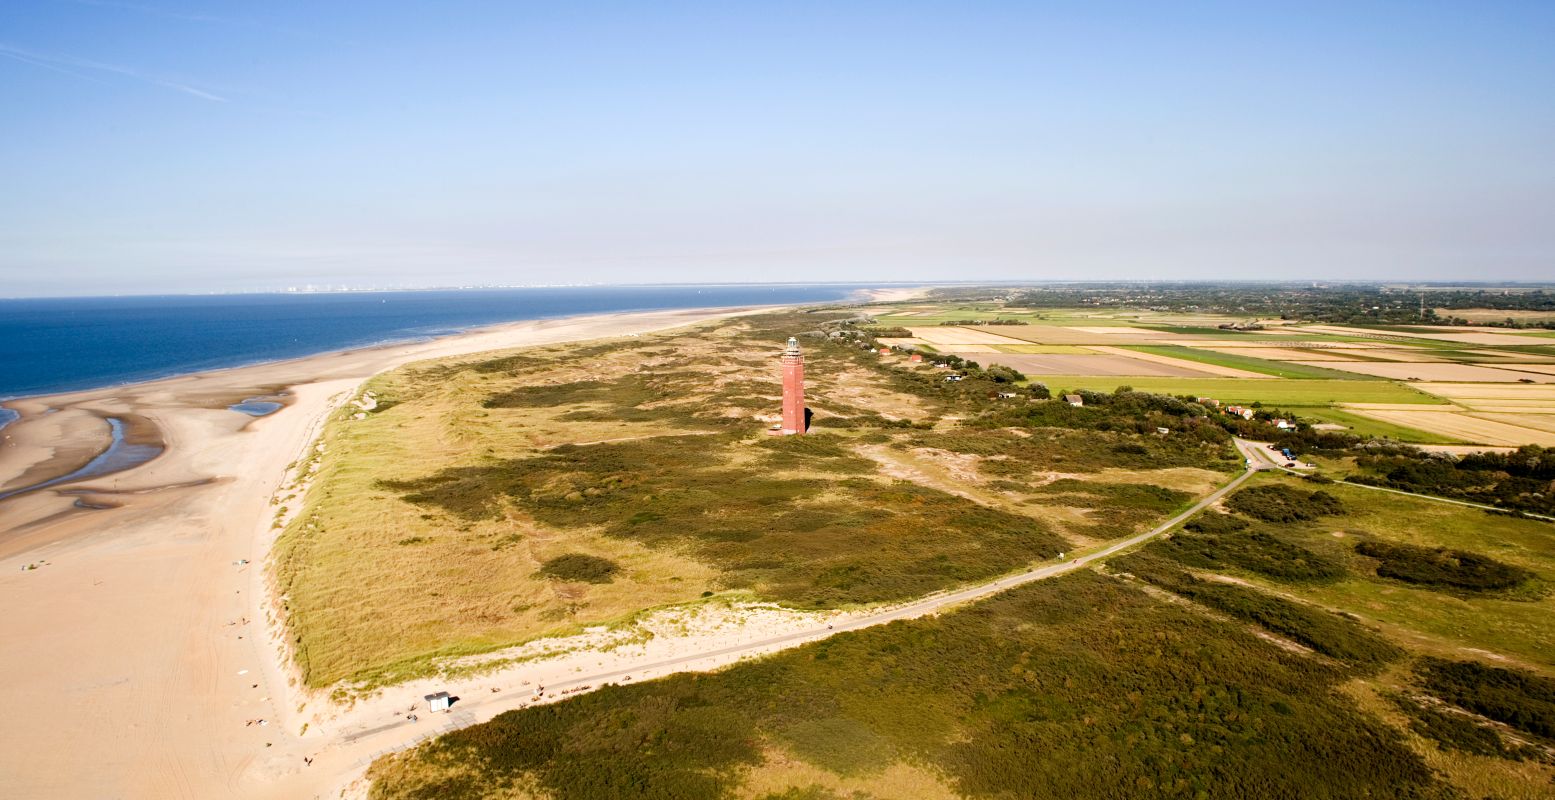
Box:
[0,304,771,799]
[0,284,922,403]
[0,287,926,799]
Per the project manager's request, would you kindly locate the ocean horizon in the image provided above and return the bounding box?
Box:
[0,284,897,399]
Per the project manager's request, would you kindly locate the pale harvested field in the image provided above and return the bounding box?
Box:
[974,326,1164,345]
[874,337,927,348]
[1341,409,1555,447]
[1343,402,1470,412]
[927,344,1001,353]
[1198,340,1389,349]
[1303,324,1544,346]
[907,326,1030,345]
[1085,345,1270,378]
[1294,360,1555,383]
[1499,363,1555,376]
[1471,413,1555,434]
[974,351,1219,377]
[1417,383,1555,401]
[1433,308,1555,323]
[1067,326,1157,335]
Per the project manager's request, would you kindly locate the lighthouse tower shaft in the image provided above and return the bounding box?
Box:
[781,337,805,435]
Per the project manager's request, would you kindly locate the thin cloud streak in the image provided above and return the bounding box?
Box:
[0,43,227,101]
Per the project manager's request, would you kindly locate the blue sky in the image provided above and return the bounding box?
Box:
[2,1,1553,295]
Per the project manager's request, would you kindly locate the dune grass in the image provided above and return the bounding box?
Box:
[275,310,1229,689]
[368,571,1446,800]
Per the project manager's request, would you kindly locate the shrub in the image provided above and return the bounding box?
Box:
[1386,692,1532,760]
[1118,554,1400,668]
[368,572,1438,800]
[1226,485,1344,523]
[1355,540,1534,592]
[1416,657,1555,740]
[538,554,621,584]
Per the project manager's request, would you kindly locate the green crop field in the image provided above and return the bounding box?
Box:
[1122,345,1386,380]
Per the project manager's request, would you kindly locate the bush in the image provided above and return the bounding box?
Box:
[1386,692,1533,760]
[369,572,1439,800]
[1118,554,1400,668]
[1226,485,1344,523]
[1355,540,1534,592]
[1416,657,1555,740]
[538,554,621,584]
[1159,528,1344,581]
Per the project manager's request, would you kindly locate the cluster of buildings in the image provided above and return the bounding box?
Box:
[1198,397,1290,428]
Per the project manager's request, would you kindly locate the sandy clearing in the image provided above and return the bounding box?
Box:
[1340,409,1555,447]
[906,326,1029,345]
[1084,346,1269,378]
[1292,361,1555,383]
[0,305,767,800]
[972,351,1219,377]
[1412,444,1520,456]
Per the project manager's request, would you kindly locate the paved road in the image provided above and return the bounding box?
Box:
[1239,437,1555,522]
[332,438,1274,764]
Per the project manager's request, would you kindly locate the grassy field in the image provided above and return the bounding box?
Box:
[357,304,1555,800]
[1015,376,1448,406]
[368,571,1451,800]
[275,310,1229,690]
[1122,345,1388,381]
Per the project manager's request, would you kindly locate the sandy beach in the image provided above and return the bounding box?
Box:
[0,285,931,800]
[0,304,789,799]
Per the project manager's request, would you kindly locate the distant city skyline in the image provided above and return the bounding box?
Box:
[3,1,1553,296]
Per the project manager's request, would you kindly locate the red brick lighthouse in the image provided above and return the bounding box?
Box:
[780,336,806,435]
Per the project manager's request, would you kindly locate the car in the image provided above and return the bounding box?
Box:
[1285,462,1296,467]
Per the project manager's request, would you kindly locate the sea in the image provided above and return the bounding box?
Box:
[0,284,894,400]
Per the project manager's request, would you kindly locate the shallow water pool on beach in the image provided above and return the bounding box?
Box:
[0,408,17,432]
[0,417,164,502]
[229,399,284,417]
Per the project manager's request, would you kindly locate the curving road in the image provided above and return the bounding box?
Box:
[319,438,1275,782]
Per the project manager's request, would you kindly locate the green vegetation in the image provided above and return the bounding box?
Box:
[383,432,1064,608]
[1355,540,1536,593]
[538,554,621,584]
[1350,445,1555,516]
[1158,522,1344,581]
[1124,345,1385,380]
[1387,693,1539,761]
[1117,554,1403,669]
[1225,484,1345,523]
[369,572,1443,800]
[1417,657,1555,741]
